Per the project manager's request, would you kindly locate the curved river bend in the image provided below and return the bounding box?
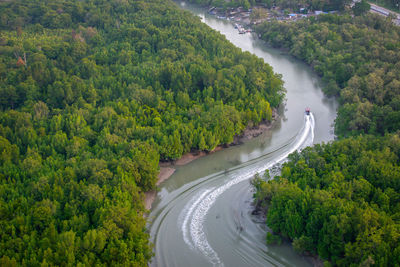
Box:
[149,3,338,266]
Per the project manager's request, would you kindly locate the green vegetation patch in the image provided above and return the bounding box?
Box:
[0,0,284,265]
[252,135,400,266]
[253,12,400,266]
[256,13,400,137]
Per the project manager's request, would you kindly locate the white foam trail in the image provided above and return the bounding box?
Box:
[308,113,315,146]
[179,189,213,249]
[181,114,315,266]
[190,196,223,266]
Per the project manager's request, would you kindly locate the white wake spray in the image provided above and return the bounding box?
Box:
[179,188,214,250]
[180,114,315,266]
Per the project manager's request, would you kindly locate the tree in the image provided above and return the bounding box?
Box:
[0,0,285,265]
[252,135,400,265]
[353,0,371,16]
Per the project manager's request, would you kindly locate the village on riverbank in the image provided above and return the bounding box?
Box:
[208,5,324,30]
[206,1,400,34]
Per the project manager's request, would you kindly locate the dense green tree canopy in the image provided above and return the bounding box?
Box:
[353,0,371,16]
[253,135,400,266]
[256,13,400,137]
[253,12,400,266]
[0,0,284,265]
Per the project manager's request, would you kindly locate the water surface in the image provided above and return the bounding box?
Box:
[149,3,338,266]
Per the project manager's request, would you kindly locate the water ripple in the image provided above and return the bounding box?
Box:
[178,114,315,265]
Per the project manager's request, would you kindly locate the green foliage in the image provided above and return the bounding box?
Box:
[256,13,400,137]
[266,232,282,245]
[252,135,400,265]
[352,0,371,16]
[187,0,253,10]
[253,10,400,266]
[0,0,284,265]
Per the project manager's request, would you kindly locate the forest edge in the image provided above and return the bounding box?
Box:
[145,108,278,210]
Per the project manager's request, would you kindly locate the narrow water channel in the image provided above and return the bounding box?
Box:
[149,3,338,266]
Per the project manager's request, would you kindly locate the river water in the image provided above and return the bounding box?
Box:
[148,3,338,266]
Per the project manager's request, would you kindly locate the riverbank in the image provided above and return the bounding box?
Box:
[150,3,338,266]
[144,109,278,210]
[252,201,325,267]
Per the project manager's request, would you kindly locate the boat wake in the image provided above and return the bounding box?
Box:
[178,113,315,266]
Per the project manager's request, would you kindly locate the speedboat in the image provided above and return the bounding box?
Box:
[305,107,310,115]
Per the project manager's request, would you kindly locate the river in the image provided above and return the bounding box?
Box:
[148,2,338,266]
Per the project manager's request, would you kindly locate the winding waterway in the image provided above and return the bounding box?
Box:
[149,3,338,266]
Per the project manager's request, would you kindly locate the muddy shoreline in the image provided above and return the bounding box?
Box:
[144,109,278,210]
